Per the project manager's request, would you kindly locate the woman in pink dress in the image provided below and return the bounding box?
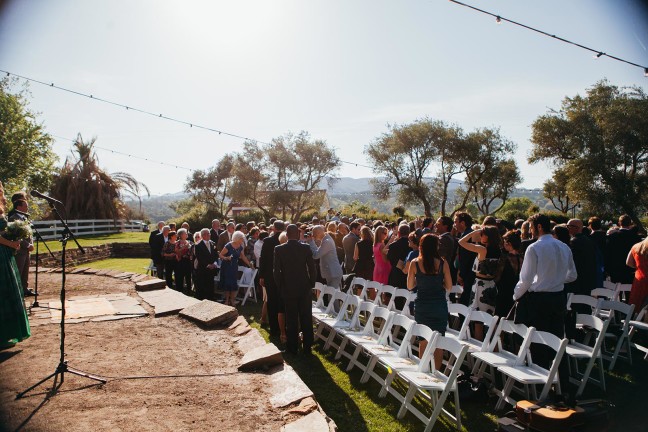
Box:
[627,237,648,310]
[373,226,392,284]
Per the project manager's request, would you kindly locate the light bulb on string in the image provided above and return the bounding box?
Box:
[594,52,604,59]
[495,16,502,24]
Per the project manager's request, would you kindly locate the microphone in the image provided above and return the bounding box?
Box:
[30,190,63,205]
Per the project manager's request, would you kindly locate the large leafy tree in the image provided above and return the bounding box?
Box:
[49,134,149,220]
[365,118,463,217]
[185,154,234,217]
[542,168,578,214]
[471,158,522,216]
[530,80,648,230]
[230,131,340,222]
[0,77,57,194]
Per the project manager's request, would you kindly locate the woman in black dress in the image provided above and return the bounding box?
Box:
[495,230,523,318]
[352,226,374,280]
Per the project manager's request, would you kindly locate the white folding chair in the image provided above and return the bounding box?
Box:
[566,314,610,397]
[446,285,463,303]
[380,324,438,400]
[314,290,348,330]
[236,266,258,305]
[345,307,394,373]
[596,299,635,370]
[628,305,648,361]
[312,285,336,316]
[144,259,157,277]
[396,334,470,431]
[471,320,534,382]
[615,283,632,303]
[495,331,568,410]
[458,310,499,354]
[567,294,600,315]
[591,288,615,300]
[603,280,618,291]
[446,303,471,341]
[332,301,376,358]
[360,314,416,386]
[349,277,368,299]
[374,284,396,308]
[318,294,359,348]
[365,280,382,302]
[387,288,413,318]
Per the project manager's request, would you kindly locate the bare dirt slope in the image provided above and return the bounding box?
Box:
[0,272,284,432]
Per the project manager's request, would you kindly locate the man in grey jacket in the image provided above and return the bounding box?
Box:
[309,225,343,289]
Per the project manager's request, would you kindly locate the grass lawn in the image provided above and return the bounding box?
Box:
[84,258,152,274]
[40,232,150,252]
[81,257,648,432]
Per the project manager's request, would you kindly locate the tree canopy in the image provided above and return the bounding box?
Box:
[530,80,648,229]
[0,77,57,194]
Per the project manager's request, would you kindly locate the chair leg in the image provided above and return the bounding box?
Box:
[379,371,395,398]
[335,338,348,360]
[360,356,377,383]
[347,346,361,372]
[454,388,462,430]
[496,377,515,410]
[398,386,417,419]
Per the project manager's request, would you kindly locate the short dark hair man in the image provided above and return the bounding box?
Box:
[273,224,316,354]
[606,214,640,283]
[260,220,286,338]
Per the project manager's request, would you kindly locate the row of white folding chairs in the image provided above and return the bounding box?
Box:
[347,278,416,317]
[320,299,469,431]
[602,279,633,303]
[567,293,635,370]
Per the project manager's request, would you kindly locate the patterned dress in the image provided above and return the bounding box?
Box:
[0,216,30,345]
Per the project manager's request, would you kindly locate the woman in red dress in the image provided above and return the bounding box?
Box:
[626,237,648,310]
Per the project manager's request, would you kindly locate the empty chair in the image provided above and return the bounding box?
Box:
[565,314,610,397]
[330,301,376,357]
[590,288,615,300]
[396,334,470,431]
[317,294,359,348]
[603,280,618,291]
[567,293,600,315]
[312,285,336,317]
[458,310,499,355]
[595,300,635,369]
[360,314,416,386]
[471,320,534,382]
[349,277,368,298]
[365,280,382,301]
[387,288,413,317]
[345,307,394,373]
[628,305,648,361]
[446,303,471,340]
[495,330,568,410]
[236,266,258,305]
[615,283,632,303]
[374,284,396,308]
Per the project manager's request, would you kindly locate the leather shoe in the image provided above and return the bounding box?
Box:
[23,289,36,297]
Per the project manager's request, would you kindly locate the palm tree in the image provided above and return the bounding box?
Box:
[49,134,149,220]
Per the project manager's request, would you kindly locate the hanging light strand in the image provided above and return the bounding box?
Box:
[448,0,648,76]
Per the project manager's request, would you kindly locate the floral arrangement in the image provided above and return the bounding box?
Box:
[2,220,32,241]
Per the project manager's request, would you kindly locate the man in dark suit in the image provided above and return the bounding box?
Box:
[216,222,235,252]
[606,214,641,284]
[387,224,411,289]
[150,225,169,279]
[8,198,35,296]
[194,228,219,300]
[436,216,458,284]
[209,219,223,244]
[274,224,317,354]
[260,220,285,337]
[566,219,597,313]
[454,212,477,306]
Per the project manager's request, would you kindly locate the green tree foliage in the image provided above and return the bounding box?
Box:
[184,154,233,218]
[365,118,518,217]
[0,77,57,194]
[471,158,522,216]
[530,80,648,230]
[542,168,578,214]
[49,134,148,220]
[230,131,340,222]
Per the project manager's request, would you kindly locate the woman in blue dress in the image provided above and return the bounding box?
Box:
[0,182,31,349]
[219,231,254,306]
[407,234,452,369]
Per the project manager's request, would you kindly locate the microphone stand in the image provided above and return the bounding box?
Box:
[17,202,106,399]
[30,223,57,310]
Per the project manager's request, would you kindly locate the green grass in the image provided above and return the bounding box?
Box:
[41,232,150,252]
[78,257,648,432]
[84,258,151,274]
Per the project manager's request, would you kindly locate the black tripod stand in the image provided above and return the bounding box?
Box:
[16,204,106,399]
[29,223,57,310]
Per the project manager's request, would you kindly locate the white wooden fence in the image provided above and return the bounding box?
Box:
[31,219,147,240]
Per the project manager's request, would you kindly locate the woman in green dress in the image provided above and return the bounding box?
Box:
[0,182,31,349]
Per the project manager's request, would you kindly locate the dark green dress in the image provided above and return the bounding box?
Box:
[0,216,31,344]
[414,260,448,335]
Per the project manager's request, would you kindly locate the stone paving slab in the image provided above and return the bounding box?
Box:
[83,268,100,274]
[269,364,314,408]
[111,297,148,316]
[179,300,237,328]
[95,269,113,276]
[282,411,329,432]
[49,297,116,320]
[238,343,283,371]
[234,329,267,355]
[137,288,201,316]
[228,316,247,330]
[135,278,167,292]
[70,267,90,274]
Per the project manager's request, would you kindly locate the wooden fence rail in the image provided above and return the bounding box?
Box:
[31,219,147,240]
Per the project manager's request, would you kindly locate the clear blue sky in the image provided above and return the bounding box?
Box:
[1,0,647,195]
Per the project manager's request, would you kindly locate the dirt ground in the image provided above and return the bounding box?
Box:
[0,272,286,432]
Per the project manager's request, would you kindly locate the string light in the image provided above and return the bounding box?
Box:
[449,0,648,76]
